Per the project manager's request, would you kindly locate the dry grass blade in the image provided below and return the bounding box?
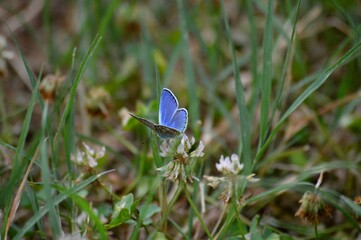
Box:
[4,146,40,240]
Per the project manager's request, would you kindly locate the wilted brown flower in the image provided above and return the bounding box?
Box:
[85,86,111,118]
[295,191,332,225]
[354,196,361,205]
[39,74,66,102]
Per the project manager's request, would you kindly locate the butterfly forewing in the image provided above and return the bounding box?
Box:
[129,113,157,131]
[159,88,179,126]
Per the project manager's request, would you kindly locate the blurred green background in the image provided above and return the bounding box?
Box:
[1,0,361,239]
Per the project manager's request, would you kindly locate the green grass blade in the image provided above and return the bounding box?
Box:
[63,106,75,176]
[259,0,274,147]
[6,26,43,108]
[245,0,260,120]
[221,0,252,174]
[177,0,200,137]
[13,170,113,240]
[0,79,40,237]
[97,0,119,37]
[163,41,182,88]
[140,20,154,88]
[24,183,45,236]
[55,35,102,147]
[40,103,62,236]
[254,40,361,167]
[155,54,162,104]
[270,0,301,133]
[69,193,109,239]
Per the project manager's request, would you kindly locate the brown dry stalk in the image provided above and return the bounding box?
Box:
[5,145,40,240]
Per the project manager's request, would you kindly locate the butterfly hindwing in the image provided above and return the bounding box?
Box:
[154,124,181,139]
[159,88,179,126]
[167,108,188,133]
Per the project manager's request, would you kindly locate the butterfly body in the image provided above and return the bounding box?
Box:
[130,88,188,139]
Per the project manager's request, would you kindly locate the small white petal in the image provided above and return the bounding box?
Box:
[88,155,98,168]
[96,146,106,158]
[190,136,195,145]
[190,141,205,158]
[177,143,185,154]
[231,154,239,162]
[82,143,94,156]
[246,173,260,182]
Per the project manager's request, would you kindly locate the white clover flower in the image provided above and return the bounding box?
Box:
[216,154,243,175]
[204,153,259,203]
[71,143,105,170]
[76,208,107,226]
[158,134,204,183]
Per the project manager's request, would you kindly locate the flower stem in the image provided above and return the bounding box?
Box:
[159,180,183,231]
[211,204,228,235]
[314,224,319,239]
[182,183,213,239]
[97,179,120,201]
[160,179,168,231]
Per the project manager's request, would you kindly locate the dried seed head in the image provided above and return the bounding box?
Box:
[86,87,111,118]
[39,74,66,102]
[354,196,361,205]
[295,191,332,225]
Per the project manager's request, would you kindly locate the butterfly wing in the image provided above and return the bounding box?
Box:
[167,108,188,133]
[159,88,179,126]
[131,88,187,139]
[129,113,157,131]
[154,125,181,139]
[130,113,180,138]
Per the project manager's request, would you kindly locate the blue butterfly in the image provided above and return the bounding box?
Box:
[130,88,188,138]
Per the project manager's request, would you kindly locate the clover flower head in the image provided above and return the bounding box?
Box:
[160,134,204,162]
[216,154,243,175]
[72,143,105,169]
[158,134,204,183]
[204,153,259,203]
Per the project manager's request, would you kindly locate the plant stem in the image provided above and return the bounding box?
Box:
[314,224,319,239]
[211,203,228,235]
[182,183,213,239]
[161,179,168,232]
[160,183,182,230]
[96,179,120,201]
